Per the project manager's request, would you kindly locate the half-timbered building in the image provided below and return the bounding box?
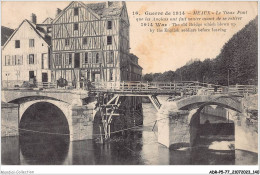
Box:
[51,1,142,87]
[2,15,52,87]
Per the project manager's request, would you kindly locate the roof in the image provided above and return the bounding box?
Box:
[27,20,51,45]
[85,1,123,18]
[128,53,143,69]
[2,19,51,49]
[42,17,53,24]
[53,1,125,24]
[1,26,14,46]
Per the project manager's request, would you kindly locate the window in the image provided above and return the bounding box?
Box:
[29,39,34,47]
[74,7,79,16]
[65,39,70,46]
[107,21,112,30]
[16,55,22,65]
[69,54,72,65]
[85,52,89,64]
[107,51,113,63]
[88,52,92,63]
[83,37,88,45]
[96,53,99,63]
[29,54,34,64]
[107,36,112,45]
[74,23,78,31]
[5,56,11,66]
[66,53,72,65]
[55,54,61,65]
[15,40,20,48]
[109,69,113,81]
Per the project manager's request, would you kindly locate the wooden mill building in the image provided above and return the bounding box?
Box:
[51,1,142,87]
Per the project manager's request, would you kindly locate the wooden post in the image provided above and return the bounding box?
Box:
[99,125,103,144]
[108,124,111,138]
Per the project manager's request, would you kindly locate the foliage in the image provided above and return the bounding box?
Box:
[142,17,258,85]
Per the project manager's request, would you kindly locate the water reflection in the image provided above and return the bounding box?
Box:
[19,133,69,165]
[1,136,20,165]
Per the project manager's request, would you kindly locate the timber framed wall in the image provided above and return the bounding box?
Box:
[51,1,142,85]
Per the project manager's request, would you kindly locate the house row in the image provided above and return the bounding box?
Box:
[2,1,142,88]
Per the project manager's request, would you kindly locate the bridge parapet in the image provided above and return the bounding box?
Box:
[2,89,89,105]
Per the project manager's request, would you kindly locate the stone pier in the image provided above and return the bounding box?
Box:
[69,101,96,141]
[1,102,19,137]
[157,101,201,149]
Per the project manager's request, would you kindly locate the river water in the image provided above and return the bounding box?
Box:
[1,103,258,165]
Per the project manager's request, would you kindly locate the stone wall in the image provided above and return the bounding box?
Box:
[234,112,258,153]
[1,102,19,137]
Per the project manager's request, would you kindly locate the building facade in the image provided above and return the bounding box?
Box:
[51,1,142,87]
[2,16,51,87]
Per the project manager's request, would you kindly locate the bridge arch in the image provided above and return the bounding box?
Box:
[181,95,241,147]
[19,99,72,137]
[176,95,243,113]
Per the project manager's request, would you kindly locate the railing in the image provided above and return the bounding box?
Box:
[91,81,258,95]
[36,82,57,89]
[2,80,257,95]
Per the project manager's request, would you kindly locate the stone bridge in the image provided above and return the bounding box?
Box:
[157,94,245,149]
[1,89,95,141]
[2,90,257,153]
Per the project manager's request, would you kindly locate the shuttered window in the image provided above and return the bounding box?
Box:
[29,39,34,47]
[56,54,61,65]
[5,56,11,66]
[65,54,72,65]
[107,36,112,45]
[29,54,34,64]
[17,55,23,65]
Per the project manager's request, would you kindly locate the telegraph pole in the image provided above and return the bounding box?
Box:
[227,69,230,87]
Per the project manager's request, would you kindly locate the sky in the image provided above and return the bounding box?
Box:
[1,1,258,74]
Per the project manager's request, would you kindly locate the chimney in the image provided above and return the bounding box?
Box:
[31,13,37,24]
[56,8,62,16]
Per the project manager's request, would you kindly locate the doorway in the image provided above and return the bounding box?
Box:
[29,71,34,79]
[42,73,48,82]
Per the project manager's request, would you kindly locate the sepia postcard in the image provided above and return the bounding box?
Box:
[1,0,259,174]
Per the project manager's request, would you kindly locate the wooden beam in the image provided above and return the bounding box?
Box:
[106,94,119,105]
